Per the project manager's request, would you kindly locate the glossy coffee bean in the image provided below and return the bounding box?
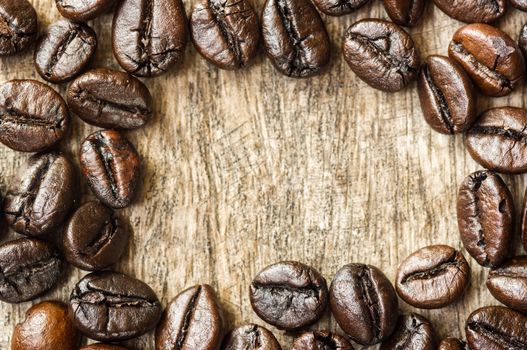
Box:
[79,130,141,209]
[466,306,527,349]
[12,301,81,350]
[261,0,330,78]
[0,238,62,303]
[343,19,419,92]
[0,0,37,56]
[380,313,435,350]
[438,338,467,350]
[81,345,129,350]
[291,331,354,350]
[312,0,369,16]
[0,80,69,152]
[519,24,527,60]
[112,0,188,77]
[190,0,259,70]
[417,55,476,134]
[222,324,281,350]
[67,68,153,129]
[250,261,328,330]
[433,0,506,23]
[3,152,76,237]
[449,24,525,97]
[329,264,398,345]
[34,19,97,83]
[70,271,162,341]
[457,171,513,267]
[63,201,129,271]
[155,284,223,350]
[465,107,527,174]
[487,256,527,313]
[382,0,425,27]
[396,245,470,308]
[55,0,115,21]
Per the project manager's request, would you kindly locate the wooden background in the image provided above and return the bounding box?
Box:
[1,0,527,349]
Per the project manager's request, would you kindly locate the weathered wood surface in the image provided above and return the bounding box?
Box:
[1,1,527,349]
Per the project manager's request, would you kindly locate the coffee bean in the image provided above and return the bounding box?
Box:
[519,24,527,59]
[12,301,81,350]
[250,261,328,330]
[329,263,398,345]
[438,338,468,350]
[79,130,141,209]
[81,345,129,350]
[466,306,527,349]
[396,245,470,308]
[67,68,153,129]
[343,19,419,92]
[3,152,76,237]
[55,0,116,21]
[112,0,188,77]
[380,313,435,350]
[222,324,281,350]
[449,24,524,97]
[523,189,527,252]
[382,0,425,27]
[261,0,330,78]
[155,284,223,350]
[511,0,527,10]
[0,0,37,56]
[433,0,506,23]
[487,256,527,313]
[63,201,129,271]
[457,170,513,267]
[291,331,354,350]
[312,0,369,16]
[0,238,63,303]
[190,0,259,70]
[34,19,97,84]
[70,271,162,341]
[0,80,69,152]
[417,55,476,134]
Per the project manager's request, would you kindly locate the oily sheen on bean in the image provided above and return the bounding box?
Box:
[438,338,468,350]
[382,0,425,27]
[380,313,435,350]
[487,256,527,313]
[312,0,369,16]
[0,0,37,55]
[291,331,354,350]
[55,0,115,21]
[433,0,506,23]
[222,324,281,350]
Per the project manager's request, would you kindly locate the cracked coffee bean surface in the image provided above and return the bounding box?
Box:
[312,0,370,16]
[0,0,37,56]
[380,313,435,350]
[291,331,354,350]
[382,0,425,27]
[55,0,116,21]
[433,0,506,23]
[487,256,527,313]
[222,324,281,350]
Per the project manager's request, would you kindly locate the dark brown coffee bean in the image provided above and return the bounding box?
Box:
[0,80,69,152]
[34,19,97,84]
[112,0,188,77]
[79,130,141,209]
[465,107,527,174]
[380,313,435,350]
[449,24,524,97]
[55,0,116,21]
[63,201,128,271]
[343,19,419,92]
[523,188,527,252]
[329,264,398,345]
[433,0,506,23]
[382,0,425,27]
[4,152,76,237]
[487,256,527,313]
[0,0,37,56]
[70,271,162,341]
[0,238,63,303]
[250,261,328,330]
[222,324,281,350]
[438,338,468,350]
[417,55,476,134]
[67,68,153,129]
[519,24,527,59]
[81,345,129,350]
[395,245,470,308]
[312,0,369,16]
[190,0,259,70]
[261,0,330,78]
[291,331,354,350]
[155,284,223,350]
[457,171,513,267]
[466,306,527,349]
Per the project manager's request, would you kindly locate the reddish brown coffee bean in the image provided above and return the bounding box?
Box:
[81,345,129,350]
[291,331,354,350]
[0,0,38,56]
[383,0,426,27]
[312,0,369,16]
[380,313,435,350]
[222,324,281,350]
[438,338,468,350]
[487,256,527,313]
[55,0,116,21]
[433,0,506,23]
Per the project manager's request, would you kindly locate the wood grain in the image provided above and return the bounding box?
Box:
[1,1,527,349]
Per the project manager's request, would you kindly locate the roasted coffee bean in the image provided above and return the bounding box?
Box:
[0,80,69,152]
[63,201,129,271]
[81,345,129,350]
[466,306,527,349]
[329,263,398,345]
[382,0,425,27]
[155,284,223,350]
[222,324,281,350]
[112,0,188,77]
[312,0,369,16]
[4,152,76,237]
[249,261,328,330]
[291,331,354,350]
[465,107,527,174]
[523,189,527,252]
[55,0,116,21]
[190,0,259,70]
[487,256,527,313]
[79,130,141,209]
[449,24,525,97]
[511,0,527,10]
[380,313,435,350]
[395,245,470,308]
[417,55,476,134]
[0,238,62,303]
[34,19,97,83]
[261,0,330,78]
[0,0,37,56]
[343,19,419,92]
[67,68,153,129]
[70,271,162,341]
[433,0,506,23]
[438,338,468,350]
[519,24,527,60]
[457,170,513,266]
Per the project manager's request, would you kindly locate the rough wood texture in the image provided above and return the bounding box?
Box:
[1,1,526,349]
